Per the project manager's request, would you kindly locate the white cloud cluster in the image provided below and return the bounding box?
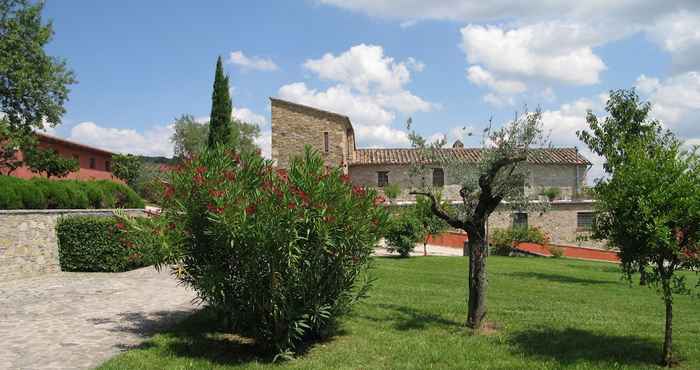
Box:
[228,51,278,71]
[636,72,700,139]
[279,44,434,147]
[232,107,267,126]
[68,122,175,157]
[648,11,700,73]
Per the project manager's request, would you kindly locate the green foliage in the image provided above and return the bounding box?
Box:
[489,227,549,256]
[0,119,26,174]
[383,183,401,201]
[23,146,79,178]
[0,175,144,209]
[547,245,565,258]
[117,145,388,355]
[207,57,233,147]
[112,154,143,188]
[541,187,560,201]
[171,114,209,158]
[385,210,425,257]
[0,0,76,135]
[414,195,449,238]
[56,216,153,272]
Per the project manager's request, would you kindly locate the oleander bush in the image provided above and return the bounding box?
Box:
[57,215,155,272]
[0,175,144,209]
[117,145,388,357]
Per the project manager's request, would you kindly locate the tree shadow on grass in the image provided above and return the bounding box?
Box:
[504,271,617,285]
[356,303,461,331]
[116,308,346,366]
[509,327,660,367]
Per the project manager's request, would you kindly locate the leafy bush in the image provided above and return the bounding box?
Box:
[489,226,550,256]
[542,187,561,201]
[57,215,154,272]
[383,183,401,201]
[547,245,565,258]
[117,145,388,356]
[0,175,144,209]
[385,209,425,257]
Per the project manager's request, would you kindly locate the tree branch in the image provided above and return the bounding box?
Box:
[409,191,465,230]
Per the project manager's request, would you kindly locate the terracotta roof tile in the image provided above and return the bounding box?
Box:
[350,147,590,166]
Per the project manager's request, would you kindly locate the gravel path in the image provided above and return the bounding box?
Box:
[0,267,196,370]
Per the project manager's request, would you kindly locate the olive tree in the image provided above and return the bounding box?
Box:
[407,111,547,329]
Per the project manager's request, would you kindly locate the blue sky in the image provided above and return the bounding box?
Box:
[42,1,700,180]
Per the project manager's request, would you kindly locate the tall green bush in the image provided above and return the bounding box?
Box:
[117,145,388,356]
[385,209,425,257]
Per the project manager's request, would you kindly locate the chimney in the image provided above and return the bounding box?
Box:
[452,140,464,148]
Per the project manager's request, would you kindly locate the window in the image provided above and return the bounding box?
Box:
[323,132,329,153]
[89,157,96,169]
[513,212,528,229]
[377,171,389,187]
[432,168,444,187]
[105,160,111,172]
[577,212,594,231]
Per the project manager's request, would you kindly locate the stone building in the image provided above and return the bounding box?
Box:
[271,97,599,247]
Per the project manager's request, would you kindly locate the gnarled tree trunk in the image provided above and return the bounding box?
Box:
[466,226,488,329]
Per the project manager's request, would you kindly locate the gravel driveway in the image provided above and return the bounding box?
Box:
[0,267,196,370]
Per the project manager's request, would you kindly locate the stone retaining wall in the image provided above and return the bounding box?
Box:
[0,209,145,281]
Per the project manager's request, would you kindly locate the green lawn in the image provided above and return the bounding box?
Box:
[99,256,700,369]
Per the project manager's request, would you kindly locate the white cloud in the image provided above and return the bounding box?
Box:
[255,130,272,158]
[303,44,414,93]
[228,50,278,71]
[466,65,527,94]
[68,122,175,157]
[279,44,435,148]
[461,23,607,86]
[648,11,700,72]
[278,82,395,127]
[232,107,267,126]
[635,72,700,139]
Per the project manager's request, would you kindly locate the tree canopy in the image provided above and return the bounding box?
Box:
[207,56,232,148]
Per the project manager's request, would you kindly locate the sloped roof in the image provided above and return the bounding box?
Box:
[350,147,591,166]
[37,133,116,156]
[270,97,354,133]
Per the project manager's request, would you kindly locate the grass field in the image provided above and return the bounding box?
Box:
[99,256,700,369]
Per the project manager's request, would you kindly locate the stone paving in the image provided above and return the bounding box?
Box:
[0,267,196,370]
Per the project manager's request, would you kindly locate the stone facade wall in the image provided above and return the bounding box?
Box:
[0,209,145,281]
[349,163,587,202]
[271,99,353,170]
[488,202,604,248]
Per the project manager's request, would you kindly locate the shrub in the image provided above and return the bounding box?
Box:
[542,187,561,201]
[57,215,153,272]
[547,245,565,258]
[117,145,388,356]
[490,226,550,256]
[0,175,144,209]
[385,209,426,257]
[490,228,515,256]
[383,183,401,202]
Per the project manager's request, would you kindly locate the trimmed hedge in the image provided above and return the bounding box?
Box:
[0,176,144,209]
[56,215,152,272]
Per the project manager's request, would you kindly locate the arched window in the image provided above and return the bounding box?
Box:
[432,168,444,187]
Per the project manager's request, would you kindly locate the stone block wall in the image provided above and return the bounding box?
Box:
[271,98,353,170]
[0,209,145,281]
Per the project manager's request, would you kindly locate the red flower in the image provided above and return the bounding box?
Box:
[194,174,204,185]
[115,223,126,230]
[352,185,366,196]
[288,202,296,209]
[276,169,288,182]
[340,174,350,183]
[324,215,336,223]
[168,222,177,230]
[196,166,207,175]
[224,170,236,181]
[207,203,224,214]
[245,204,256,215]
[209,189,224,198]
[163,184,175,199]
[373,195,385,206]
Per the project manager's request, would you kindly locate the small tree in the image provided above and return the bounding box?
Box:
[207,57,233,148]
[593,138,700,366]
[23,146,78,178]
[407,111,547,329]
[111,154,142,188]
[414,194,449,256]
[385,209,425,257]
[171,114,209,158]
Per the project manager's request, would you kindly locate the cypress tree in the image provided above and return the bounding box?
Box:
[207,56,233,147]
